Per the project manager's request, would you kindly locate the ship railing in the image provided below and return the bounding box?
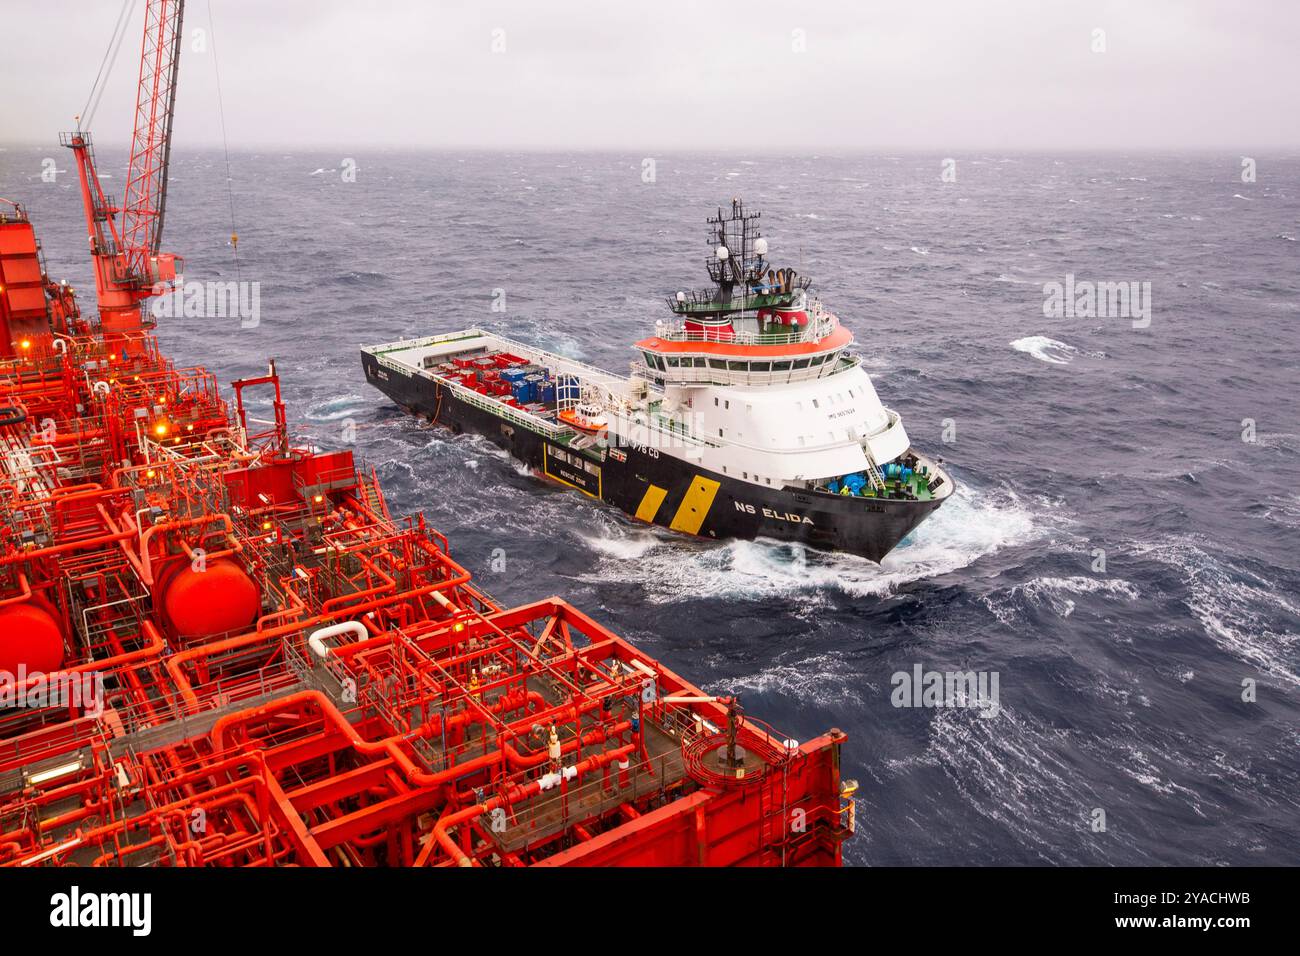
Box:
[488,336,629,391]
[629,350,860,391]
[666,279,813,315]
[291,462,359,501]
[652,307,836,346]
[362,328,490,358]
[416,367,567,437]
[385,328,629,392]
[484,745,683,853]
[283,626,361,702]
[103,657,303,741]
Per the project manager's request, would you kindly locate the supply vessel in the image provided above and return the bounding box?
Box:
[0,0,852,866]
[363,201,953,562]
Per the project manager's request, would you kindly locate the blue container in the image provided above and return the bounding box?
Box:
[501,368,527,383]
[512,380,536,403]
[538,383,556,404]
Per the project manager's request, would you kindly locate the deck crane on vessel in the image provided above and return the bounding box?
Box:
[62,0,186,356]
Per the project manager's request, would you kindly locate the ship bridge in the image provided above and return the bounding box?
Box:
[635,302,853,388]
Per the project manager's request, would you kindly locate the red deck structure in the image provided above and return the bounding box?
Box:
[0,0,852,867]
[0,298,851,865]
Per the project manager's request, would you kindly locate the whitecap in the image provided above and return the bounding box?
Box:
[1132,540,1299,686]
[706,652,869,707]
[1011,335,1079,365]
[988,575,1139,620]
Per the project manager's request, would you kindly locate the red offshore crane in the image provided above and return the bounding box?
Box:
[62,0,186,356]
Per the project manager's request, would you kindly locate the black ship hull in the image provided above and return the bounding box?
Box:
[363,357,945,562]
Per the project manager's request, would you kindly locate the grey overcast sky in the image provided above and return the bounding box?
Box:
[2,0,1297,152]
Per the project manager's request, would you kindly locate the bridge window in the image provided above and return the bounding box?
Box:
[727,360,747,371]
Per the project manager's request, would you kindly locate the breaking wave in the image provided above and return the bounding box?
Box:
[985,575,1140,622]
[1011,335,1081,365]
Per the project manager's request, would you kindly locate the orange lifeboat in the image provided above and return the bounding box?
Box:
[557,402,608,435]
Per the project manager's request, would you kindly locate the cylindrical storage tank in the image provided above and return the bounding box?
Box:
[161,559,260,638]
[0,602,66,675]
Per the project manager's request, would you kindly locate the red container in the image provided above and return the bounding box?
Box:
[494,353,525,368]
[453,357,476,370]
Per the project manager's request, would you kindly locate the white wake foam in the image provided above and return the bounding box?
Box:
[1011,335,1079,365]
[575,481,1045,605]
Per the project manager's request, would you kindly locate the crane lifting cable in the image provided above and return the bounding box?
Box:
[207,0,241,282]
[81,0,138,130]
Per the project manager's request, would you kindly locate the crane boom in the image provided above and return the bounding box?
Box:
[121,0,185,270]
[62,0,186,354]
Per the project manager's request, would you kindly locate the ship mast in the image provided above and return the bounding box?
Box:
[668,198,811,319]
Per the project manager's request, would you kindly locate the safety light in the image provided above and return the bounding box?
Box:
[19,339,31,351]
[25,758,84,787]
[154,422,168,437]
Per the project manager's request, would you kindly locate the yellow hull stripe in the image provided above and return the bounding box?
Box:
[635,484,669,523]
[668,476,720,535]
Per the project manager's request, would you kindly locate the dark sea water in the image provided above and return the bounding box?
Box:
[3,146,1297,866]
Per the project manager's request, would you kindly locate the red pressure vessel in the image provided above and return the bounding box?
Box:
[0,603,66,674]
[162,559,260,638]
